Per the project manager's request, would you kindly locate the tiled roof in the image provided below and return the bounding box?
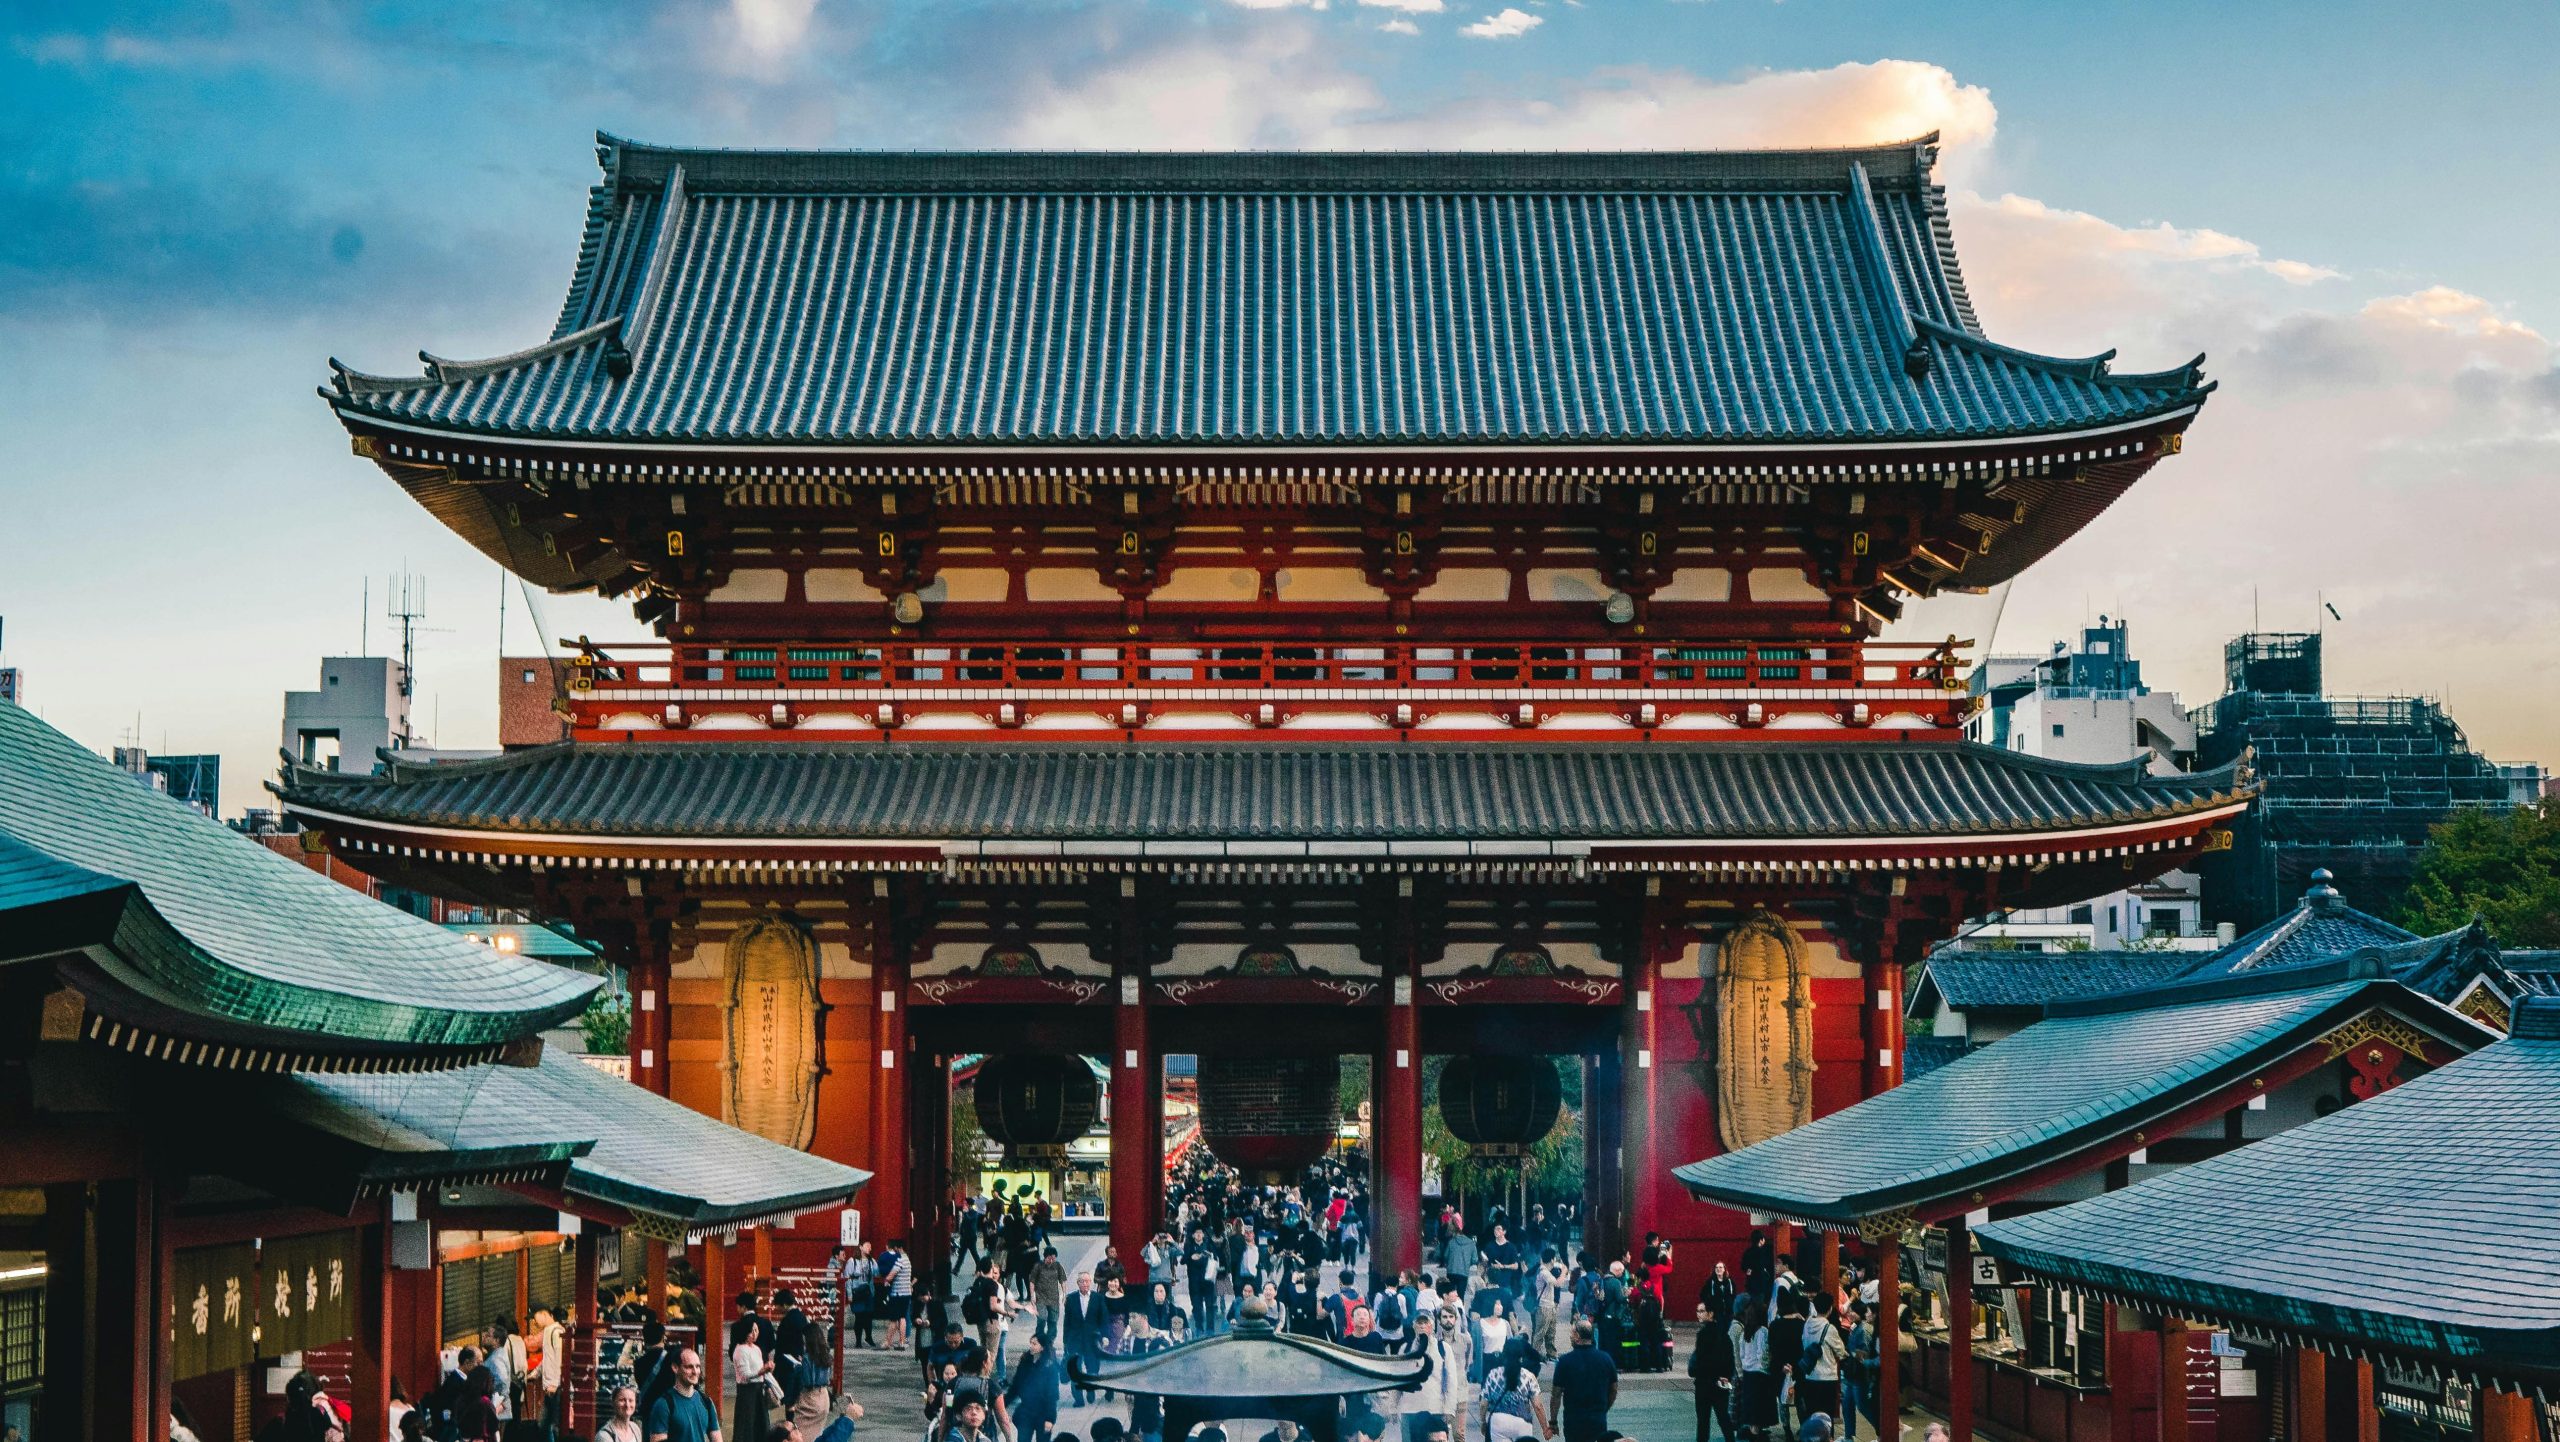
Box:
[1976,997,2560,1384]
[293,1045,870,1234]
[2187,883,2418,979]
[0,702,598,1054]
[1075,1317,1430,1398]
[1672,961,2491,1224]
[1919,951,2197,1011]
[325,137,2207,451]
[278,740,2245,843]
[1901,1034,1975,1081]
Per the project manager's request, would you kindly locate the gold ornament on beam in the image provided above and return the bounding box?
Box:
[2318,1012,2432,1064]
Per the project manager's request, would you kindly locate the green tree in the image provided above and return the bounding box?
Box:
[576,989,630,1055]
[2399,798,2560,946]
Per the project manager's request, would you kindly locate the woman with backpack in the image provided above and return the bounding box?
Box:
[1478,1339,1547,1442]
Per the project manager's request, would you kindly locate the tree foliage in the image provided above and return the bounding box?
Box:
[2398,798,2560,947]
[577,988,631,1055]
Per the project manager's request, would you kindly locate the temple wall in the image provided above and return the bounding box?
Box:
[1645,913,1874,1304]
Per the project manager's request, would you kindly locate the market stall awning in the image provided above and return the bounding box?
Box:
[1976,997,2560,1392]
[0,702,598,1070]
[1674,958,2494,1229]
[289,1045,869,1239]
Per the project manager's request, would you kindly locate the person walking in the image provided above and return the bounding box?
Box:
[1734,1300,1776,1442]
[1031,1247,1069,1345]
[1001,1331,1063,1442]
[1408,1310,1469,1442]
[842,1243,880,1351]
[1546,1322,1617,1442]
[1480,1340,1547,1442]
[884,1243,915,1352]
[644,1349,722,1442]
[1691,1301,1738,1442]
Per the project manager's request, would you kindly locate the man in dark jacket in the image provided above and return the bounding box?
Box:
[1691,1301,1738,1442]
[1063,1272,1110,1406]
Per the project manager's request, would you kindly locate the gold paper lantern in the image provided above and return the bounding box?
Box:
[724,916,823,1150]
[1715,910,1815,1150]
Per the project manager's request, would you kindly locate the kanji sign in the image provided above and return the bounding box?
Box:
[172,1244,256,1380]
[260,1230,359,1355]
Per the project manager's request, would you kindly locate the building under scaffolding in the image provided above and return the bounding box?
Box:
[2195,632,2529,929]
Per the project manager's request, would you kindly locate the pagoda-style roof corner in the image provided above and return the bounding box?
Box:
[0,702,599,1071]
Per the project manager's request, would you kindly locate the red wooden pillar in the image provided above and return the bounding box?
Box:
[1945,1220,1975,1442]
[91,1179,153,1442]
[567,1230,601,1435]
[38,1183,87,1442]
[633,937,673,1098]
[352,1220,393,1442]
[703,1236,731,1358]
[1376,977,1423,1280]
[869,946,913,1247]
[2479,1386,2536,1442]
[1871,1239,1901,1442]
[645,1241,670,1326]
[1110,982,1156,1278]
[2290,1350,2327,1442]
[1864,959,1905,1100]
[1622,945,1661,1259]
[2157,1317,2191,1442]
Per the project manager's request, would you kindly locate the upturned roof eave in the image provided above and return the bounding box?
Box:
[1675,979,2490,1229]
[0,869,599,1061]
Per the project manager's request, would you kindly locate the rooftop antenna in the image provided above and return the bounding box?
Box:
[384,571,449,700]
[361,576,369,658]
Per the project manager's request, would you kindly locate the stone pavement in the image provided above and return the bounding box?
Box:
[827,1238,1935,1442]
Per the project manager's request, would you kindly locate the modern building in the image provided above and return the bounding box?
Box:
[110,749,222,817]
[279,656,412,774]
[1960,619,2209,950]
[280,135,2234,1304]
[2195,632,2531,930]
[497,656,573,748]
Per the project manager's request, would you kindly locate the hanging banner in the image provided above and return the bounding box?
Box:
[725,916,823,1150]
[172,1243,257,1380]
[260,1229,359,1356]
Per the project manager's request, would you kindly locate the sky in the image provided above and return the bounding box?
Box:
[3,0,2556,818]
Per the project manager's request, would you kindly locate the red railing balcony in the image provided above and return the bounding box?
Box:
[558,636,1974,738]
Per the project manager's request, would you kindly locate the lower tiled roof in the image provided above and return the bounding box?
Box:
[279,740,2244,843]
[1674,962,2491,1224]
[1977,999,2560,1384]
[293,1045,869,1234]
[0,702,597,1055]
[1920,951,2198,1011]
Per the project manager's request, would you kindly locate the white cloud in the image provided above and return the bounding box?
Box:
[730,0,819,58]
[1461,8,1542,37]
[1359,0,1445,10]
[1001,26,1382,148]
[1380,18,1422,33]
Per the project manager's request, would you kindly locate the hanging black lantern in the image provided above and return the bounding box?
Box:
[1439,1055,1563,1158]
[973,1054,1101,1163]
[1199,1054,1342,1181]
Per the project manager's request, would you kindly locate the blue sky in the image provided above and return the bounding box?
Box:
[4,0,2556,816]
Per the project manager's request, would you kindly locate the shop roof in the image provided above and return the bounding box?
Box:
[293,1045,869,1237]
[0,702,597,1066]
[1976,996,2560,1387]
[1673,959,2494,1226]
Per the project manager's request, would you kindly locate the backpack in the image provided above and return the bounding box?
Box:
[963,1284,992,1325]
[1376,1294,1403,1331]
[1799,1320,1836,1375]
